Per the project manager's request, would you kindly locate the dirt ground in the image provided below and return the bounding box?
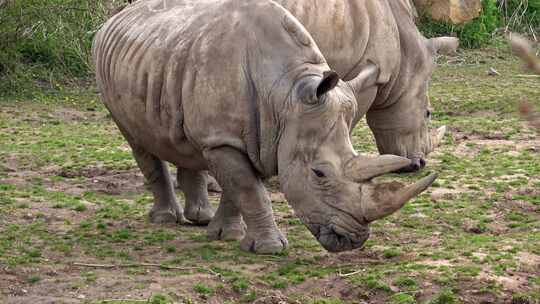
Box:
[0,46,539,303]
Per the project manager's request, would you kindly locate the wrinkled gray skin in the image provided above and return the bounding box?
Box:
[93,0,437,253]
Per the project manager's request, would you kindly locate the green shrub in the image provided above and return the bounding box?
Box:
[419,0,502,48]
[0,0,119,97]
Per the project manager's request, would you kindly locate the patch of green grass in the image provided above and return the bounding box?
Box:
[310,299,346,304]
[27,276,41,284]
[231,277,250,293]
[389,293,416,304]
[193,283,214,295]
[383,248,402,259]
[394,276,418,290]
[428,289,459,304]
[148,294,172,304]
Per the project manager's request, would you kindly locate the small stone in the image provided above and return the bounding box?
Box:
[411,212,427,218]
[487,67,500,76]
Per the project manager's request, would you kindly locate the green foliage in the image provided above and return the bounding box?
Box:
[427,289,459,304]
[500,0,540,29]
[0,0,117,97]
[419,0,502,48]
[193,283,214,295]
[390,293,417,304]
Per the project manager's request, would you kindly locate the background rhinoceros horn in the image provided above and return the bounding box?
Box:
[429,125,447,153]
[361,173,438,222]
[344,155,411,182]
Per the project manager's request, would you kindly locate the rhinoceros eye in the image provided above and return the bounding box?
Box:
[311,168,326,178]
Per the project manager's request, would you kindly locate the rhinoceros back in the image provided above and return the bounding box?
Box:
[92,0,327,171]
[93,0,231,136]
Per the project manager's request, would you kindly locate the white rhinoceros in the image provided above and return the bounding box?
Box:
[176,0,457,198]
[93,0,437,253]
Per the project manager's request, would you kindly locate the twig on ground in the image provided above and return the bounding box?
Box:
[101,300,148,303]
[338,269,363,277]
[205,267,222,278]
[513,74,540,78]
[72,262,197,271]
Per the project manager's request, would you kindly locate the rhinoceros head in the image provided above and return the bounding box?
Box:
[278,65,437,252]
[366,37,459,172]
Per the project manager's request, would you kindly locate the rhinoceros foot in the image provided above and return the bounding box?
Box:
[240,229,288,254]
[207,215,246,241]
[185,205,215,226]
[149,206,186,224]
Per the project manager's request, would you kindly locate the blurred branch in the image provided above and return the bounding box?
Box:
[508,33,540,131]
[509,33,540,74]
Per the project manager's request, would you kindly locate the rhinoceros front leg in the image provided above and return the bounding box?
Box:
[177,168,215,225]
[130,146,186,224]
[205,147,288,254]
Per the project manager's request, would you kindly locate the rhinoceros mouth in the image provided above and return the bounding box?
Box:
[397,157,426,173]
[306,222,370,253]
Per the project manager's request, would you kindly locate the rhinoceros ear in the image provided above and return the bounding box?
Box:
[347,63,379,93]
[427,37,459,55]
[299,70,340,104]
[316,70,340,98]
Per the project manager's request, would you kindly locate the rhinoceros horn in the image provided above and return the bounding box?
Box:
[344,155,437,222]
[360,173,438,222]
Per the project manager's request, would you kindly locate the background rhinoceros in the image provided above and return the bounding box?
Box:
[276,0,459,171]
[93,0,437,253]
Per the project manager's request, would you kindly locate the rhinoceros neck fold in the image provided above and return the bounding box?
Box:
[371,0,432,111]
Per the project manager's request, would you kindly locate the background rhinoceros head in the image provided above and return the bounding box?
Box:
[277,65,437,252]
[366,37,459,172]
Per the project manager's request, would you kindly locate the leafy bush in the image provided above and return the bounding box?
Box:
[419,0,502,48]
[0,0,121,97]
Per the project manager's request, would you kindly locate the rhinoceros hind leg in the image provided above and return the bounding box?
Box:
[129,146,186,224]
[176,169,222,193]
[205,147,288,254]
[207,195,246,241]
[206,174,222,193]
[178,168,215,225]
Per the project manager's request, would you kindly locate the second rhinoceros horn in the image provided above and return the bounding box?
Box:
[429,125,447,153]
[344,154,411,182]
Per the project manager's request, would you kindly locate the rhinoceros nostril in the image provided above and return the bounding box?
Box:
[419,158,426,168]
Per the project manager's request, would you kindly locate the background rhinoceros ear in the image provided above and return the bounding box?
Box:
[427,37,459,55]
[347,63,379,93]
